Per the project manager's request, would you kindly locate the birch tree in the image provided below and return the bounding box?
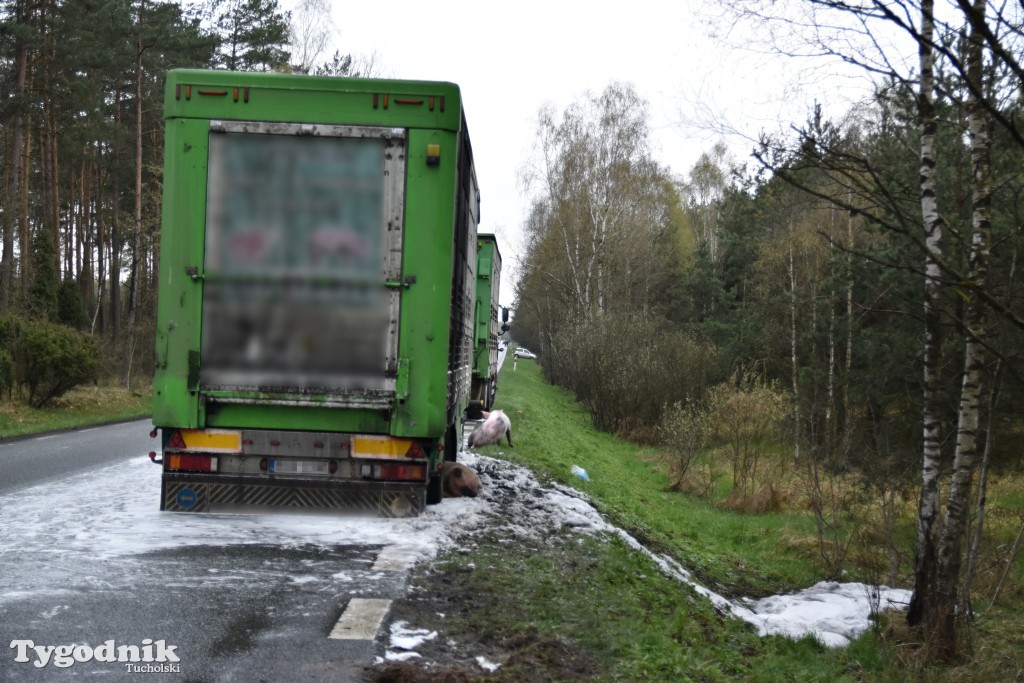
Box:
[907,0,945,633]
[930,0,993,651]
[682,142,732,265]
[519,83,661,323]
[722,0,1021,655]
[288,0,332,74]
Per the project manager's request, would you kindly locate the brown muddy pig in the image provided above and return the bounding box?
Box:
[442,461,482,498]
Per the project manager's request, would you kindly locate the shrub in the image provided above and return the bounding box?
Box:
[57,279,90,329]
[545,312,718,435]
[0,349,13,399]
[704,372,789,500]
[18,320,100,407]
[0,316,25,401]
[658,400,708,490]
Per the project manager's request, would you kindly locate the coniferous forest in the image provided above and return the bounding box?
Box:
[0,0,357,402]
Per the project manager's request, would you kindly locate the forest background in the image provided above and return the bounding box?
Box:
[512,0,1024,666]
[0,0,1021,670]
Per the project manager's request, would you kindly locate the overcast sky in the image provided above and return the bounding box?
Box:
[300,0,877,305]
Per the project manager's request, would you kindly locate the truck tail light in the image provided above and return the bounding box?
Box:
[166,455,218,473]
[379,464,426,482]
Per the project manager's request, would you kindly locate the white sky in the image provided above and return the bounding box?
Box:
[303,0,881,304]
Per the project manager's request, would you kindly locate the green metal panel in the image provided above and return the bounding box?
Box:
[392,127,461,438]
[472,234,501,382]
[164,69,462,132]
[153,69,472,443]
[153,117,209,428]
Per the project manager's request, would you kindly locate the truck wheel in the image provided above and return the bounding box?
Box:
[466,400,485,420]
[427,471,443,505]
[444,423,458,462]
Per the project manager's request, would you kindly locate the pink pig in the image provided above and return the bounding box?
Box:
[467,410,513,449]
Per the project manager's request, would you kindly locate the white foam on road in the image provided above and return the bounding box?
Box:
[0,448,912,647]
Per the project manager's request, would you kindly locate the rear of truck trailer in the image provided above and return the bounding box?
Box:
[152,70,479,516]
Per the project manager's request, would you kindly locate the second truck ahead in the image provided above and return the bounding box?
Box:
[469,234,507,417]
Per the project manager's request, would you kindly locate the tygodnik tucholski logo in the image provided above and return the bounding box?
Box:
[10,639,181,672]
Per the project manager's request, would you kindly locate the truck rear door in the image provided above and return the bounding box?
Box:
[200,121,406,407]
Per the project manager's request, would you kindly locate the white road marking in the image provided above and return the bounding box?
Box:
[329,598,392,640]
[372,545,417,572]
[33,435,57,441]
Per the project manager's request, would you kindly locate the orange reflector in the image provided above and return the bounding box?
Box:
[175,429,242,454]
[351,436,415,460]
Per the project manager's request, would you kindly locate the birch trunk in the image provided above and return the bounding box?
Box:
[967,249,1015,600]
[789,236,800,463]
[908,0,945,631]
[933,0,992,653]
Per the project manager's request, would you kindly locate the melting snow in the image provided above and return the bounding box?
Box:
[388,621,438,650]
[383,621,437,661]
[476,655,502,672]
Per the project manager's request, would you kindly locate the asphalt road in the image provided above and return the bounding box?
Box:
[0,418,155,495]
[0,421,419,681]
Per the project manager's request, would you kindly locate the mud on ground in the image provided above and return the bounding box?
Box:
[362,454,606,682]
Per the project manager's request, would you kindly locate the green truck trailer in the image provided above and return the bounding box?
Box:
[151,69,484,516]
[469,234,506,415]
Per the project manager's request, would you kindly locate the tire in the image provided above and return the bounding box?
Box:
[467,400,485,421]
[444,423,458,462]
[426,470,443,505]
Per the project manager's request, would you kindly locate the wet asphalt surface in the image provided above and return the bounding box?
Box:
[0,422,412,682]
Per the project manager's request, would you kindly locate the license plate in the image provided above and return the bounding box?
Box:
[268,459,329,475]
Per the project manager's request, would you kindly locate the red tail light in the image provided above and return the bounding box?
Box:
[379,464,426,481]
[166,455,218,472]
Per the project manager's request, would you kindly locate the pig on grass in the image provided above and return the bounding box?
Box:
[466,409,513,449]
[442,461,482,498]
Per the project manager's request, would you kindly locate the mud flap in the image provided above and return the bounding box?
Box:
[161,474,426,517]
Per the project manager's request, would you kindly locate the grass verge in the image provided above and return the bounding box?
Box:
[0,384,152,439]
[372,359,1022,682]
[482,360,823,597]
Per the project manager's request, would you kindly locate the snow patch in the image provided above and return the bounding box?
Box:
[385,621,437,661]
[476,655,502,672]
[449,450,911,648]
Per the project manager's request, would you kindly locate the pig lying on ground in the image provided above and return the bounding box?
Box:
[442,461,482,498]
[467,409,513,449]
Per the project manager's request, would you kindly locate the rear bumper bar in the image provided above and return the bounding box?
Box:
[161,473,426,517]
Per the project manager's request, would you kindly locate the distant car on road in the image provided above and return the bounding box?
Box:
[514,348,537,359]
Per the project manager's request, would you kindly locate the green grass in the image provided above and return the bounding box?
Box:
[485,360,823,596]
[412,359,1023,682]
[0,384,152,439]
[420,532,888,682]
